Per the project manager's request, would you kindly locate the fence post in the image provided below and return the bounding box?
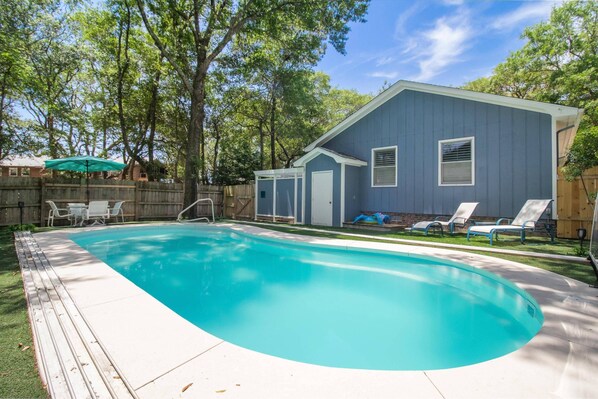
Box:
[40,179,45,227]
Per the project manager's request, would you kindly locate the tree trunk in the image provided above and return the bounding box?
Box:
[212,121,221,181]
[270,95,276,169]
[184,72,207,218]
[259,120,264,170]
[0,67,8,158]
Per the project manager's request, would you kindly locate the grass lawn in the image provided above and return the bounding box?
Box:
[0,228,47,398]
[239,221,598,285]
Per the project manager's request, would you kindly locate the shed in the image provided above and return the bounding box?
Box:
[256,80,584,228]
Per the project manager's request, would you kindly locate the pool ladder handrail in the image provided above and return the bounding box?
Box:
[177,198,215,223]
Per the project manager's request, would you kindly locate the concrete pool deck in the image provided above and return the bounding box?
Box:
[25,223,598,398]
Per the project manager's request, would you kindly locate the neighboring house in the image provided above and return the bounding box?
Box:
[255,80,583,227]
[0,155,49,178]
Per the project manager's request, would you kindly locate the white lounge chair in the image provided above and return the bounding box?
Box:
[46,200,72,227]
[109,201,125,223]
[467,199,552,245]
[410,202,479,235]
[82,200,110,226]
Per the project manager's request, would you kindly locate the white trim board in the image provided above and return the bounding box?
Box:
[294,147,367,167]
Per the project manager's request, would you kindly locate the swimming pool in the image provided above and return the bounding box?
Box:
[71,225,543,370]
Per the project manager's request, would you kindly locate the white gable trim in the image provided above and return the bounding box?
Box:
[304,80,583,151]
[294,147,367,167]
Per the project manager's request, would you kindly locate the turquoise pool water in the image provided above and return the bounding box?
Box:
[71,225,543,370]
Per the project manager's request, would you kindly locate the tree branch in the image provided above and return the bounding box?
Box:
[136,0,193,94]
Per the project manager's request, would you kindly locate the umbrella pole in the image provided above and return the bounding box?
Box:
[86,162,90,203]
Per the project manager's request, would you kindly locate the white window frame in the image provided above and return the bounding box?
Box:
[438,136,475,186]
[371,145,397,188]
[21,167,31,177]
[9,167,18,177]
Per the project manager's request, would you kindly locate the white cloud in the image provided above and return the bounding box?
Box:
[443,0,464,5]
[376,56,394,66]
[490,1,560,31]
[368,71,400,80]
[410,13,472,82]
[394,3,425,38]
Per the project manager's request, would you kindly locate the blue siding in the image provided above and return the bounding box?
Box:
[344,165,362,222]
[324,89,553,218]
[275,179,295,217]
[305,154,341,226]
[257,180,273,215]
[257,177,303,221]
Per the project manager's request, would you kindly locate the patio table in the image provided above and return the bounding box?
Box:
[67,203,87,227]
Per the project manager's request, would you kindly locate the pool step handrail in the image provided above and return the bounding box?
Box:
[177,198,215,223]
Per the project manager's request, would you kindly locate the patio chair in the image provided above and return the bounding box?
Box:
[46,200,72,227]
[82,200,110,226]
[108,201,125,223]
[409,202,479,236]
[467,199,552,245]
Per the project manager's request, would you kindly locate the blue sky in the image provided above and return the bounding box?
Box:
[317,0,563,94]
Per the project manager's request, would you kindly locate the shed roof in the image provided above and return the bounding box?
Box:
[293,147,367,167]
[305,80,584,152]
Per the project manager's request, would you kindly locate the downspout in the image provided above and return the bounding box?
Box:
[556,124,575,163]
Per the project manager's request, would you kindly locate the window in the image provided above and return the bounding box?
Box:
[9,168,18,177]
[21,167,31,177]
[439,137,474,186]
[371,146,397,187]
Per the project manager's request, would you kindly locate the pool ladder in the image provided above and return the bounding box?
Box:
[177,198,215,223]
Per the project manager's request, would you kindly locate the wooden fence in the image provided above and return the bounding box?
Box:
[557,167,598,238]
[0,177,253,227]
[224,184,255,220]
[4,173,591,238]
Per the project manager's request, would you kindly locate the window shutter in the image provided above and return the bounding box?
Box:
[374,150,396,167]
[442,140,471,162]
[372,147,397,186]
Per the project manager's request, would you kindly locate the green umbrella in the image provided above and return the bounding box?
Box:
[44,156,127,202]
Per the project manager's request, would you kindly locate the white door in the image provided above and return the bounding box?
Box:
[311,171,333,226]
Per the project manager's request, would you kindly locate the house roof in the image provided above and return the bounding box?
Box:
[305,80,584,152]
[0,155,48,168]
[293,147,367,167]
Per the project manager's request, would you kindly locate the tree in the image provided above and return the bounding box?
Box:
[136,0,369,216]
[0,0,44,159]
[463,0,598,180]
[20,6,83,159]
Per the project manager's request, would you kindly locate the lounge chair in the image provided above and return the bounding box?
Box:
[46,200,72,227]
[467,199,552,245]
[82,200,110,226]
[108,201,125,223]
[409,202,479,235]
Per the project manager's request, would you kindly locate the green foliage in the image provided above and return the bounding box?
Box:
[7,224,36,232]
[212,139,260,185]
[3,0,371,186]
[463,0,598,177]
[561,126,598,180]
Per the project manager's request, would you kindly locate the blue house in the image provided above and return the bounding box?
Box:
[255,81,583,227]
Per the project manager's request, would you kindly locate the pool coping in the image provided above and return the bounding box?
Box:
[30,222,598,398]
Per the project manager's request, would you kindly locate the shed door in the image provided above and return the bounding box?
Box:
[311,171,333,226]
